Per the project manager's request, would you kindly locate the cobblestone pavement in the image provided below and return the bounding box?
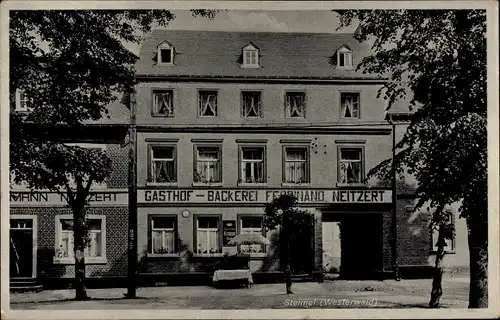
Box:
[9,278,470,310]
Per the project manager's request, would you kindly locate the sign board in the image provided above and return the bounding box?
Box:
[222,220,237,246]
[138,189,392,205]
[9,191,128,207]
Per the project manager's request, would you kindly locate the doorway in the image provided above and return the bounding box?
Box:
[10,217,37,278]
[322,221,341,274]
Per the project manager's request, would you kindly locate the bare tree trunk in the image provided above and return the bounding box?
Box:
[73,206,89,300]
[467,208,488,308]
[429,225,445,308]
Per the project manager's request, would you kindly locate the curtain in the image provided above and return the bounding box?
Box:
[152,230,175,253]
[154,92,173,116]
[286,93,305,117]
[285,150,306,183]
[197,150,219,182]
[200,94,217,116]
[154,160,175,182]
[197,230,219,254]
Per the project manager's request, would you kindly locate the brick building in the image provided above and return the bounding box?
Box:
[9,30,468,289]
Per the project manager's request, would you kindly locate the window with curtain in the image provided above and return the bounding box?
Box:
[340,92,360,118]
[284,147,309,183]
[150,217,176,254]
[339,148,363,184]
[196,217,220,254]
[242,91,262,117]
[57,218,103,259]
[198,91,218,117]
[239,217,265,253]
[285,92,306,118]
[194,146,221,183]
[153,90,174,117]
[241,147,265,183]
[150,146,176,183]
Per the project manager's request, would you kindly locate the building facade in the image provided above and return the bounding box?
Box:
[9,30,469,290]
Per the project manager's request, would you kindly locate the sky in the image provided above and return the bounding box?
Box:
[125,10,357,55]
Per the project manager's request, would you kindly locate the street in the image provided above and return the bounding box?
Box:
[10,278,470,309]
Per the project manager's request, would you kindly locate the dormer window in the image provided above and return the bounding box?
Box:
[242,43,260,68]
[337,46,353,68]
[15,89,29,112]
[157,41,174,65]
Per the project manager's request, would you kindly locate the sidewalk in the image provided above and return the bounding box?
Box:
[9,278,469,309]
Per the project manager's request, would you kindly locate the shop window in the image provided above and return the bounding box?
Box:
[239,216,266,254]
[194,145,222,184]
[340,92,360,119]
[240,146,266,184]
[283,147,310,184]
[431,211,455,253]
[338,147,364,184]
[149,216,177,255]
[149,145,177,183]
[195,216,221,254]
[54,215,106,264]
[241,91,262,118]
[285,92,306,118]
[152,90,174,117]
[198,91,218,117]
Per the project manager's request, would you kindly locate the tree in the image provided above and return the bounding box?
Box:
[264,194,312,294]
[9,9,217,300]
[335,10,487,308]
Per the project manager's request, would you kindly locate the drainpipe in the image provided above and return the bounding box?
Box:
[388,114,400,281]
[126,88,138,298]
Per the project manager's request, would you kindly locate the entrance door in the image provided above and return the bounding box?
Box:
[288,215,314,275]
[10,219,34,278]
[322,221,341,273]
[340,214,382,278]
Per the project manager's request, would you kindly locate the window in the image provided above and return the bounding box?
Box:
[239,216,265,254]
[196,216,221,254]
[149,216,177,255]
[431,211,455,253]
[194,146,222,183]
[240,147,266,184]
[54,215,106,264]
[285,92,306,118]
[283,147,309,183]
[152,90,174,117]
[243,44,259,67]
[337,46,353,68]
[340,92,360,119]
[338,148,363,184]
[157,41,174,65]
[15,89,29,112]
[198,91,218,117]
[242,91,262,118]
[149,146,176,183]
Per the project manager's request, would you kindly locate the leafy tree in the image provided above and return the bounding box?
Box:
[335,10,487,308]
[10,9,217,300]
[264,194,312,294]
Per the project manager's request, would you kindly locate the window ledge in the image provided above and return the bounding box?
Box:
[146,182,178,187]
[336,183,366,188]
[147,253,180,258]
[53,257,108,265]
[238,182,268,187]
[241,65,261,69]
[239,253,267,258]
[193,253,224,258]
[430,250,456,255]
[151,114,174,118]
[281,182,311,187]
[192,182,223,187]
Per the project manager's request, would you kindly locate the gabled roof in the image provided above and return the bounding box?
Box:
[135,30,384,80]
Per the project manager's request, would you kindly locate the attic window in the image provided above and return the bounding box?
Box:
[242,43,259,68]
[157,41,174,65]
[337,46,353,68]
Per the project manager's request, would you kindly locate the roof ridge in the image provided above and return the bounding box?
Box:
[150,28,356,36]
